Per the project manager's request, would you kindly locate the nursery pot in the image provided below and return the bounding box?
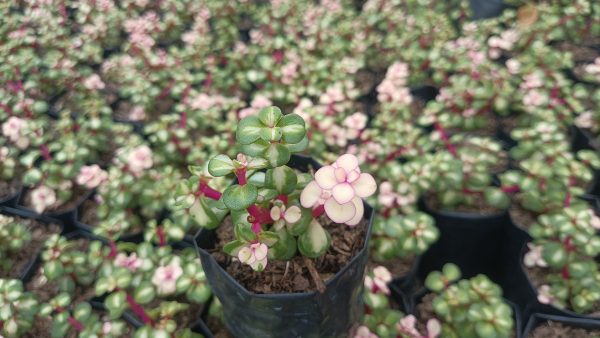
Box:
[0,184,22,208]
[522,313,600,337]
[418,198,510,282]
[519,243,600,321]
[469,0,505,20]
[194,155,375,338]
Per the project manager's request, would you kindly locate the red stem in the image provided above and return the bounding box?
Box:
[276,195,288,204]
[126,293,154,325]
[67,317,85,332]
[40,144,52,161]
[433,122,457,157]
[564,192,571,207]
[107,241,117,259]
[312,204,325,218]
[236,168,247,185]
[198,182,222,200]
[247,204,272,225]
[178,111,187,129]
[501,185,520,193]
[157,226,166,247]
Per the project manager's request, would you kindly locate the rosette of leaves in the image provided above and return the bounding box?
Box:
[424,264,514,338]
[526,205,600,313]
[427,136,510,211]
[175,106,363,271]
[41,235,106,294]
[0,215,32,274]
[420,71,514,131]
[370,212,439,262]
[96,243,211,326]
[94,162,181,240]
[40,294,128,338]
[0,146,19,188]
[0,279,39,337]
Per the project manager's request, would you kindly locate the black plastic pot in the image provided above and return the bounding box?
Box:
[519,243,600,321]
[0,206,66,281]
[194,155,375,338]
[0,184,22,207]
[387,255,422,295]
[469,0,505,20]
[410,86,439,104]
[571,125,600,196]
[408,288,522,338]
[418,198,511,282]
[522,313,600,337]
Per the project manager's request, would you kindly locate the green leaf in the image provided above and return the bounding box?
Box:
[258,106,283,127]
[269,228,297,260]
[258,231,279,246]
[234,222,257,242]
[44,261,63,280]
[241,139,269,157]
[484,187,510,209]
[105,291,126,319]
[277,113,306,144]
[298,219,331,258]
[134,282,156,304]
[287,207,312,236]
[425,271,445,292]
[266,165,297,194]
[265,143,291,167]
[286,135,309,153]
[236,115,263,144]
[223,184,258,210]
[542,242,568,268]
[208,154,235,177]
[223,240,247,256]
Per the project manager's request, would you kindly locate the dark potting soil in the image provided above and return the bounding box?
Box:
[80,199,100,226]
[529,321,600,338]
[498,114,521,135]
[0,217,61,279]
[25,238,96,303]
[24,185,90,214]
[526,266,600,317]
[425,193,501,215]
[206,316,234,338]
[368,255,416,279]
[356,69,383,96]
[509,203,539,229]
[555,42,598,63]
[0,178,21,200]
[211,215,367,294]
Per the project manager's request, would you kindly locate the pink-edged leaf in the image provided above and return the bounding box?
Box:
[332,182,355,204]
[315,165,337,189]
[345,196,364,226]
[351,173,377,198]
[300,181,322,208]
[253,243,269,261]
[324,198,355,223]
[284,205,302,223]
[335,154,358,172]
[238,247,253,263]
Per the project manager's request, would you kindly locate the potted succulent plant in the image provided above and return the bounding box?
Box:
[414,264,516,338]
[522,313,600,338]
[357,265,441,338]
[174,106,377,337]
[96,241,212,337]
[521,204,600,318]
[0,278,40,337]
[0,212,62,280]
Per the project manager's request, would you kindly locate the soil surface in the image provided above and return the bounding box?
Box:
[509,203,539,229]
[80,198,100,226]
[368,255,416,279]
[206,316,234,338]
[24,186,90,214]
[211,215,367,294]
[555,41,598,63]
[526,266,600,317]
[0,216,61,279]
[529,321,600,338]
[425,192,501,215]
[0,178,21,201]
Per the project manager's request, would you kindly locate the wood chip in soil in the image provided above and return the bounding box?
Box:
[211,215,367,294]
[0,216,61,279]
